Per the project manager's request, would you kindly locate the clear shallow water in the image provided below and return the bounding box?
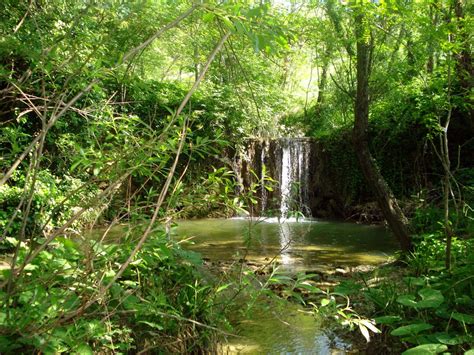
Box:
[173,218,397,354]
[221,303,350,354]
[173,217,398,273]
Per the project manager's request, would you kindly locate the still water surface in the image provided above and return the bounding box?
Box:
[174,217,398,272]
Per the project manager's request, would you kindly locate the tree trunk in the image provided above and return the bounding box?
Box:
[317,61,328,107]
[352,13,413,252]
[314,56,329,120]
[426,4,436,74]
[454,0,474,129]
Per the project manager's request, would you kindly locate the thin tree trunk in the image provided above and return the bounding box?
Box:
[406,34,417,78]
[317,61,328,106]
[314,61,328,119]
[454,0,473,128]
[313,46,331,120]
[426,4,436,73]
[352,13,413,252]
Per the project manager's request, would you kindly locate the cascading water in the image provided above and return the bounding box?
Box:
[279,138,311,218]
[279,142,292,217]
[236,138,312,218]
[260,140,269,214]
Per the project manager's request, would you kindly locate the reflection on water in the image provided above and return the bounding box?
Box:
[174,217,398,272]
[279,222,292,266]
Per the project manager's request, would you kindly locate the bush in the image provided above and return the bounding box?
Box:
[0,170,98,250]
[0,230,225,353]
[365,234,474,353]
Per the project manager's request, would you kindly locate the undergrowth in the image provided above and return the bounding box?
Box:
[0,229,229,353]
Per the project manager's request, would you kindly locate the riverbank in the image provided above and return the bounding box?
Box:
[204,233,474,354]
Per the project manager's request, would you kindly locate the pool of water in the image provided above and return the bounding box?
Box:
[91,217,397,354]
[221,302,350,354]
[173,217,398,273]
[173,218,397,354]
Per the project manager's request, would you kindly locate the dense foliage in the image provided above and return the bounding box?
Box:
[0,232,225,353]
[0,0,473,353]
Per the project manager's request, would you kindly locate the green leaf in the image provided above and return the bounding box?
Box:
[397,294,418,307]
[296,282,321,293]
[452,312,474,324]
[434,332,466,345]
[402,344,448,355]
[320,298,331,307]
[359,319,380,334]
[216,283,231,293]
[270,275,293,284]
[57,237,78,250]
[435,308,451,319]
[72,344,94,355]
[291,291,305,305]
[391,323,433,336]
[5,237,19,246]
[374,315,402,324]
[70,159,84,171]
[417,288,444,308]
[464,350,474,355]
[359,323,371,342]
[221,16,234,31]
[123,295,140,310]
[234,20,247,35]
[202,12,215,23]
[138,320,164,330]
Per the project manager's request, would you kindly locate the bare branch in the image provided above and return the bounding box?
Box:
[53,31,232,322]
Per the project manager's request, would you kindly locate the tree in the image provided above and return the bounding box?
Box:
[351,3,413,252]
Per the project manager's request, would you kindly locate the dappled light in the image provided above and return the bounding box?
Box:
[0,0,472,353]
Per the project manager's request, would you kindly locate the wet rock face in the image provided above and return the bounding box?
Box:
[234,138,349,219]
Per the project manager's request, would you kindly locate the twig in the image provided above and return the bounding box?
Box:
[13,0,33,33]
[0,5,198,187]
[56,31,231,323]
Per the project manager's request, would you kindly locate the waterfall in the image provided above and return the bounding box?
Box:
[280,142,292,217]
[260,139,269,214]
[279,139,311,218]
[237,138,312,218]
